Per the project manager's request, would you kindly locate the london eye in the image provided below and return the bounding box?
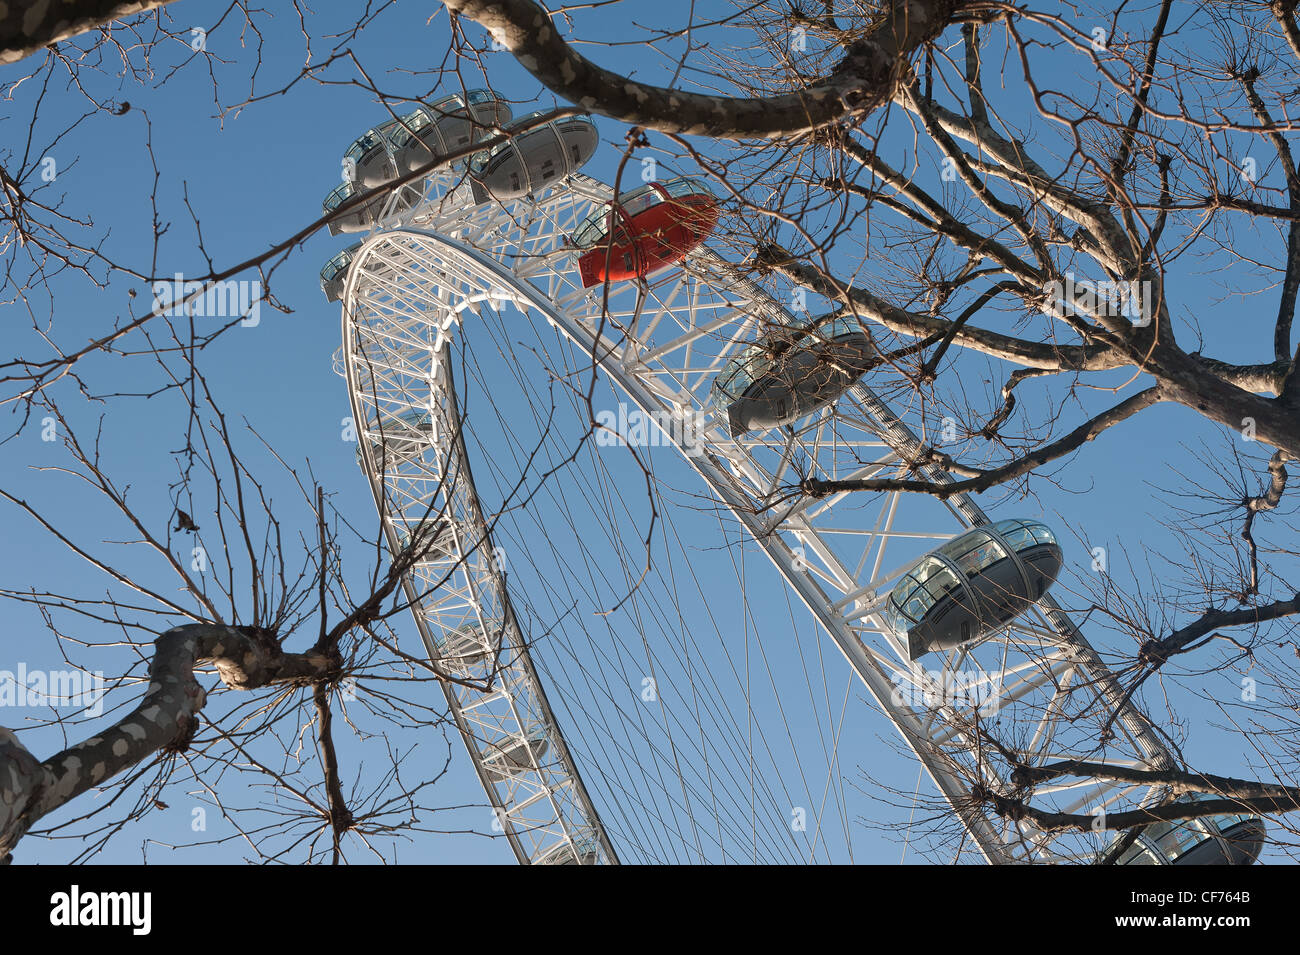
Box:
[322,92,1264,866]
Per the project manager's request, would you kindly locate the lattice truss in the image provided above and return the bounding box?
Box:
[339,170,1175,864]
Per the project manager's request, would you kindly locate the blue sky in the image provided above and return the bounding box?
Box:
[1,1,1295,864]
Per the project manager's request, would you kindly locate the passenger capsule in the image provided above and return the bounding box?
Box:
[571,177,718,287]
[466,110,598,201]
[321,242,362,302]
[711,313,876,436]
[434,618,501,674]
[390,90,512,175]
[342,118,403,189]
[884,519,1063,661]
[322,180,418,235]
[537,836,602,865]
[1107,794,1265,865]
[481,728,550,776]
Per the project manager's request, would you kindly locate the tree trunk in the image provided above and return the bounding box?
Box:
[1,1,175,65]
[0,623,337,862]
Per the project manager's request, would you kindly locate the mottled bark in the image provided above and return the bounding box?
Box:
[1274,0,1300,63]
[0,0,172,66]
[1154,348,1300,455]
[441,0,967,137]
[0,623,338,862]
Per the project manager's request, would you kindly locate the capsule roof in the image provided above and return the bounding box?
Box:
[354,90,506,154]
[469,111,595,168]
[397,518,457,561]
[371,408,435,437]
[343,119,400,166]
[434,618,501,670]
[482,727,550,773]
[571,177,713,248]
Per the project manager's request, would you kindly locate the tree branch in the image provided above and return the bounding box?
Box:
[755,243,1117,370]
[1135,591,1300,670]
[0,1,171,66]
[1239,67,1300,364]
[0,622,340,862]
[800,386,1162,499]
[441,0,967,137]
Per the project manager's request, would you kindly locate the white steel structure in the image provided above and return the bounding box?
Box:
[337,167,1177,864]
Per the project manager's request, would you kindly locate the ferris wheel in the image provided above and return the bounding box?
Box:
[322,92,1267,865]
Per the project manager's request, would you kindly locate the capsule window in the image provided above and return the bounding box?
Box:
[620,187,662,218]
[919,563,961,602]
[323,182,357,212]
[573,201,615,247]
[995,522,1037,552]
[889,576,926,624]
[711,345,766,404]
[939,531,1008,577]
[430,95,465,113]
[892,557,954,622]
[388,109,430,149]
[1029,523,1057,546]
[1152,819,1209,858]
[819,315,864,340]
[664,177,705,198]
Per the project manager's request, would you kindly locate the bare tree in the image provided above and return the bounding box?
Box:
[0,348,532,862]
[7,0,1300,861]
